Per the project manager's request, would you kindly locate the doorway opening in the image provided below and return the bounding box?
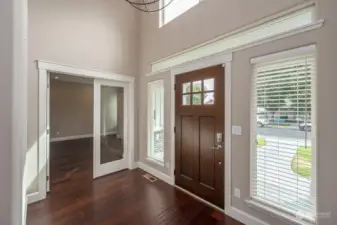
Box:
[48,74,126,193]
[49,74,94,191]
[31,61,135,204]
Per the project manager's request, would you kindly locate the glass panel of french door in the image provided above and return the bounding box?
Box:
[93,79,127,178]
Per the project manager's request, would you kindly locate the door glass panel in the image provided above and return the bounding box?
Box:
[192,93,202,105]
[100,85,124,164]
[203,78,214,91]
[182,82,191,94]
[192,80,202,92]
[204,92,215,105]
[182,94,190,105]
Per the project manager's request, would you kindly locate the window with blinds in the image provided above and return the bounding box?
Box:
[250,48,316,223]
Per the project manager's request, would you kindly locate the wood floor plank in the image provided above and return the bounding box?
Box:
[27,138,243,225]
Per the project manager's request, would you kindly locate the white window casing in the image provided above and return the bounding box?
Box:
[248,45,317,225]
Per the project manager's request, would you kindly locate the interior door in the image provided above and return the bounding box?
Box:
[94,79,127,178]
[175,65,225,208]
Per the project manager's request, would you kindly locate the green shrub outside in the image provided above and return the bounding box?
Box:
[291,146,312,178]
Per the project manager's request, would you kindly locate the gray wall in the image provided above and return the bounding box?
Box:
[50,80,94,139]
[138,0,337,225]
[1,0,27,224]
[27,0,139,193]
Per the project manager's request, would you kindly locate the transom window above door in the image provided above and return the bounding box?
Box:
[181,78,215,106]
[160,0,203,26]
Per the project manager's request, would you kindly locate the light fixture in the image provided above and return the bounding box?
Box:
[124,0,173,12]
[53,76,59,80]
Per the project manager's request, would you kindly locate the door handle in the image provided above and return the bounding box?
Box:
[212,144,222,150]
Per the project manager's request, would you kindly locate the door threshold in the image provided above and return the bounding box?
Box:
[174,185,224,213]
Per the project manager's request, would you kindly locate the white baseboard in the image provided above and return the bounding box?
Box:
[50,134,93,142]
[27,191,45,205]
[137,162,174,185]
[225,206,270,225]
[50,132,119,142]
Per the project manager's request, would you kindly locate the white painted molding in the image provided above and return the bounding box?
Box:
[27,192,44,205]
[171,52,232,75]
[225,206,270,225]
[151,6,323,72]
[50,132,119,143]
[137,162,174,185]
[224,61,232,208]
[246,200,314,225]
[50,134,93,142]
[152,0,315,68]
[37,61,135,83]
[251,44,316,64]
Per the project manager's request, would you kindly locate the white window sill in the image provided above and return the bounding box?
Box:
[245,199,315,225]
[145,157,165,167]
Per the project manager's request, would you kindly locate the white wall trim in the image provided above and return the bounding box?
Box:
[50,131,119,143]
[152,0,315,67]
[38,61,135,82]
[224,61,232,208]
[225,206,270,225]
[50,134,93,142]
[137,162,174,185]
[151,4,323,72]
[34,61,136,204]
[171,53,232,75]
[27,192,44,205]
[251,44,316,64]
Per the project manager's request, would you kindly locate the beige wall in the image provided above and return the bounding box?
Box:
[27,0,139,193]
[50,79,93,139]
[139,0,337,225]
[1,0,27,224]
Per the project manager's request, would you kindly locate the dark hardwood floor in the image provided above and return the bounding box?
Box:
[27,138,243,225]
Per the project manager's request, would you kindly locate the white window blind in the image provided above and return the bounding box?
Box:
[251,51,316,223]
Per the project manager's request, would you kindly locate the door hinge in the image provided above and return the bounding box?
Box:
[174,84,176,91]
[47,129,50,135]
[174,126,176,133]
[47,176,49,181]
[174,169,176,175]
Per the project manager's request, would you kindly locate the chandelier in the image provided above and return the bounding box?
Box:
[124,0,174,12]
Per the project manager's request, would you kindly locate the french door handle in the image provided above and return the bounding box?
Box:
[212,144,222,150]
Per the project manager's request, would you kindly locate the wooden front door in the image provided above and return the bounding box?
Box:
[175,65,225,208]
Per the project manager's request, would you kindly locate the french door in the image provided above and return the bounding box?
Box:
[93,79,128,178]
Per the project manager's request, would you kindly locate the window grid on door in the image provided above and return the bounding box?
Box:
[181,78,215,106]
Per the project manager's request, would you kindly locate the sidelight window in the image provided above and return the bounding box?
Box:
[148,80,165,163]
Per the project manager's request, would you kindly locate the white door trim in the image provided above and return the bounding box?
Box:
[31,61,135,204]
[93,79,130,178]
[170,52,233,210]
